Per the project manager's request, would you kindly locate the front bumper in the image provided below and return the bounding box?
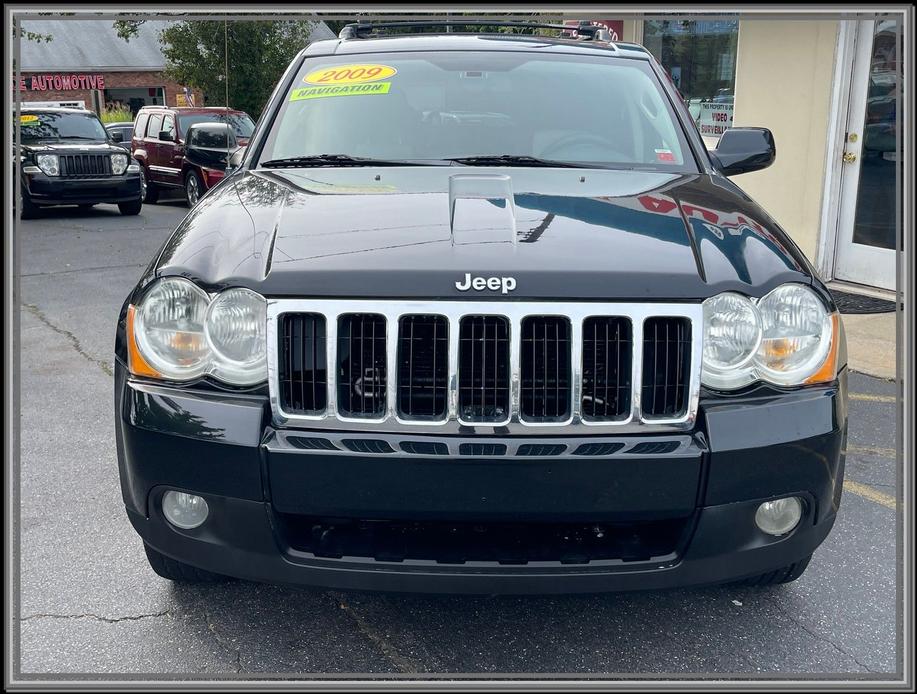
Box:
[115,363,847,594]
[23,170,141,205]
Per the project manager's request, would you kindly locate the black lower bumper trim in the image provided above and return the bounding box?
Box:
[128,490,834,595]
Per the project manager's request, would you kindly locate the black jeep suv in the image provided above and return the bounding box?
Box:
[17,107,143,218]
[115,23,848,594]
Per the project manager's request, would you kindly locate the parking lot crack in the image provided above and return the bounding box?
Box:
[200,605,247,674]
[331,594,422,673]
[765,596,877,673]
[20,610,170,623]
[22,302,113,377]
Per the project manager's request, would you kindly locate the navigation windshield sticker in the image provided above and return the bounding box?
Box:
[290,82,392,101]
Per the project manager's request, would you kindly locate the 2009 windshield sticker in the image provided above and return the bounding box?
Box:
[303,64,397,85]
[20,114,39,125]
[290,82,392,101]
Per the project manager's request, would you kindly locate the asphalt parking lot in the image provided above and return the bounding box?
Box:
[15,201,901,678]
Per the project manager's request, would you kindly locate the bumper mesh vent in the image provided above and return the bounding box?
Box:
[459,443,508,457]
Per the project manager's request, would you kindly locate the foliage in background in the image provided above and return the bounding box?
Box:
[114,18,319,119]
[99,106,134,124]
[113,13,565,118]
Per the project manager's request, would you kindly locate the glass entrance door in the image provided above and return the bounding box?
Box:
[834,19,900,291]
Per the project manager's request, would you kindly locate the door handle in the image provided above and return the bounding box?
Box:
[843,152,857,164]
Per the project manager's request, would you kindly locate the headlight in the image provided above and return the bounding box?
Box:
[111,153,129,175]
[129,278,267,385]
[701,292,761,389]
[756,284,834,385]
[133,278,211,380]
[36,153,59,176]
[205,288,267,385]
[702,283,839,389]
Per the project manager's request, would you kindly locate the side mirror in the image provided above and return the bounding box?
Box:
[110,131,124,143]
[711,127,776,176]
[227,146,247,173]
[158,130,174,142]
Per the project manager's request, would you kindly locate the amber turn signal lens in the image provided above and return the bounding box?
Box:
[126,304,161,378]
[803,313,840,385]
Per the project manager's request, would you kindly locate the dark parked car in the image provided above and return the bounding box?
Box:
[130,105,254,205]
[105,121,134,151]
[116,23,848,594]
[17,107,143,218]
[180,122,242,206]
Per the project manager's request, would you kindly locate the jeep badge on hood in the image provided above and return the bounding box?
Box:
[455,273,517,294]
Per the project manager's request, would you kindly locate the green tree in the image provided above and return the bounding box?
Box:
[115,18,319,118]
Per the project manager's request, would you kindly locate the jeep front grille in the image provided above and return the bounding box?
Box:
[458,316,511,423]
[337,313,387,418]
[581,316,632,421]
[59,153,112,177]
[279,313,326,415]
[520,316,571,421]
[641,317,692,419]
[271,300,701,435]
[397,315,449,419]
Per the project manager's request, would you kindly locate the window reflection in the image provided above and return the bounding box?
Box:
[644,19,738,137]
[853,19,899,250]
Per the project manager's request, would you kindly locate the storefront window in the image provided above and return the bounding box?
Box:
[643,18,739,137]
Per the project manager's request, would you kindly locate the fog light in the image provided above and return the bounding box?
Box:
[754,497,802,536]
[162,491,209,529]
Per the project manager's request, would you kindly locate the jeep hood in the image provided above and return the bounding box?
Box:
[154,167,814,300]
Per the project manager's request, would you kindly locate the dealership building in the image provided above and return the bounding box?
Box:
[16,19,335,115]
[576,15,899,293]
[17,20,207,113]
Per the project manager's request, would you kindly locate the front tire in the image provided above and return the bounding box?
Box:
[737,554,812,587]
[19,191,40,220]
[143,543,230,583]
[185,170,203,207]
[141,167,159,204]
[118,199,143,216]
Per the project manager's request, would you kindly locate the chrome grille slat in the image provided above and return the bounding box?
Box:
[267,300,702,435]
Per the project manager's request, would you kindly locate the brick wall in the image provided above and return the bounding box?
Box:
[18,70,203,111]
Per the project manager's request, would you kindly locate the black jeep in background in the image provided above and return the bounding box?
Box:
[17,107,143,218]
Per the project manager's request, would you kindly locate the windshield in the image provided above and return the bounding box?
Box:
[260,51,694,171]
[18,111,108,142]
[178,112,255,139]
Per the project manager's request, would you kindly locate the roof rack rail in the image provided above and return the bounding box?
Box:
[337,20,614,42]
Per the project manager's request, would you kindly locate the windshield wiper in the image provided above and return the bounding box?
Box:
[260,154,448,168]
[449,155,606,169]
[58,135,101,140]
